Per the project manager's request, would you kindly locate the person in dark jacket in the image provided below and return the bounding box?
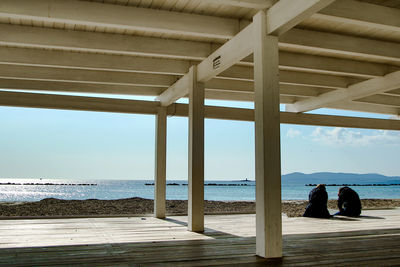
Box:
[303,184,331,218]
[335,186,362,217]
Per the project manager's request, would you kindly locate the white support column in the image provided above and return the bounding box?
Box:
[154,106,167,218]
[253,11,282,258]
[188,66,205,232]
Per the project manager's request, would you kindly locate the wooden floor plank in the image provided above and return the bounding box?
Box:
[0,209,399,266]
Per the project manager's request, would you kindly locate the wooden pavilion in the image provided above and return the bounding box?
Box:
[0,0,399,260]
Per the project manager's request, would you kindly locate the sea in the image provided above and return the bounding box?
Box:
[1,177,399,202]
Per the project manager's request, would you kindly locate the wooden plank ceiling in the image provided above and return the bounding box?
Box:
[0,0,399,116]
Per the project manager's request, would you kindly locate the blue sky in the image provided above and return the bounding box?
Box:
[1,96,399,180]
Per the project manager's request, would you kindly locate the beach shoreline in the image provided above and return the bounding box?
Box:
[1,198,400,218]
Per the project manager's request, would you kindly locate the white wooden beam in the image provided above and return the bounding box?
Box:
[316,0,400,33]
[278,52,398,79]
[0,67,357,97]
[279,28,400,64]
[0,0,239,40]
[197,0,276,9]
[223,53,397,80]
[197,24,254,82]
[327,101,400,116]
[171,103,400,129]
[287,70,400,113]
[253,11,282,259]
[203,0,400,35]
[0,47,192,75]
[267,0,335,35]
[204,90,305,103]
[205,90,254,102]
[160,71,354,100]
[6,80,395,112]
[0,90,160,114]
[1,90,399,129]
[205,79,254,92]
[157,74,190,106]
[280,111,400,130]
[2,47,395,80]
[154,107,167,219]
[385,89,400,97]
[0,79,164,96]
[3,0,398,45]
[209,71,362,92]
[0,24,213,60]
[158,23,254,106]
[280,84,331,97]
[354,94,400,108]
[0,77,316,104]
[2,23,400,67]
[279,70,364,89]
[0,61,365,93]
[0,65,176,87]
[6,0,397,39]
[187,66,205,232]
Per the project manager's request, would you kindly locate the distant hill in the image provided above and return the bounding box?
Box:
[282,172,400,185]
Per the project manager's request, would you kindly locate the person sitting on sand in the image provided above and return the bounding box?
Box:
[335,186,362,217]
[303,184,331,218]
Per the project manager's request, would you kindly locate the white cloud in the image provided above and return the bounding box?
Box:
[286,128,301,138]
[311,127,400,146]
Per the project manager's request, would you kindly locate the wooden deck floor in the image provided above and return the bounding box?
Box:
[1,209,400,266]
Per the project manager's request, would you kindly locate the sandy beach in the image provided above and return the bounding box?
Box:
[1,198,400,218]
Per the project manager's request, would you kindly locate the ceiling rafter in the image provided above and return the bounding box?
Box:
[316,0,400,33]
[195,0,276,9]
[286,70,400,113]
[279,28,400,65]
[0,24,214,60]
[0,64,362,94]
[1,47,396,80]
[2,0,399,39]
[1,23,399,65]
[0,0,240,40]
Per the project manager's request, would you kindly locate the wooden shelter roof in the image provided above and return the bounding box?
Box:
[0,0,399,124]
